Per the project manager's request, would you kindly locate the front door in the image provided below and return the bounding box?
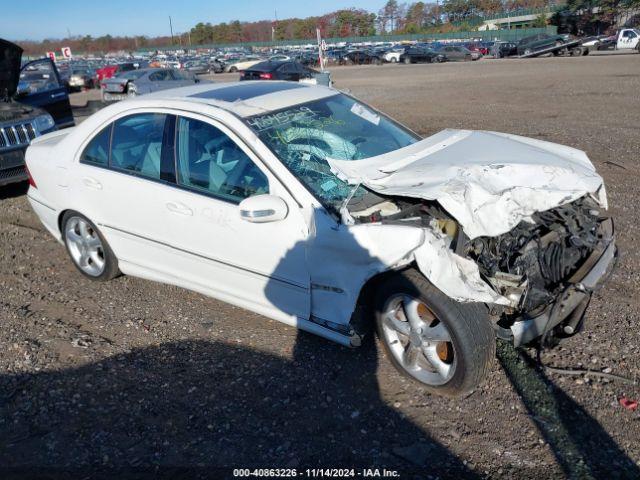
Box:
[160,113,310,321]
[19,58,73,128]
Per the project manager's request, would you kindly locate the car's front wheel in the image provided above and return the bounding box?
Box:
[375,269,494,397]
[62,212,119,281]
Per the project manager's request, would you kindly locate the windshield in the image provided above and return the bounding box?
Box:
[247,93,419,213]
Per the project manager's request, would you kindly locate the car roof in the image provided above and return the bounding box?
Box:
[141,81,337,118]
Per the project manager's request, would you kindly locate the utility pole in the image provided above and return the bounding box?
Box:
[169,16,175,45]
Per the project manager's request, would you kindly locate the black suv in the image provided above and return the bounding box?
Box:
[0,39,73,187]
[399,47,446,64]
[517,33,568,56]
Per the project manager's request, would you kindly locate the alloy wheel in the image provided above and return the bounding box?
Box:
[65,217,106,277]
[380,294,456,386]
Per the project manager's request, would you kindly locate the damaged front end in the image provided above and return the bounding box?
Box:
[349,194,616,347]
[464,196,616,345]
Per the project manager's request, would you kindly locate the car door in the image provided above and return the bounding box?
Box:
[73,112,175,269]
[169,69,198,87]
[160,113,310,320]
[18,58,73,128]
[148,70,171,91]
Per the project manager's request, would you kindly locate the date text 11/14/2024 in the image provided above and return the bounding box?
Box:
[233,468,401,478]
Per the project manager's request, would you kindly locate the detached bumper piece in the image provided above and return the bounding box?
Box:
[511,218,616,347]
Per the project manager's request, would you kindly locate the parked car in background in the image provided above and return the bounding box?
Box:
[208,59,225,73]
[225,56,262,73]
[383,47,405,63]
[437,45,474,61]
[399,47,446,64]
[1,39,73,187]
[68,68,96,91]
[101,68,202,102]
[491,41,518,58]
[240,60,317,82]
[95,63,137,84]
[342,50,383,65]
[183,60,210,75]
[516,33,568,56]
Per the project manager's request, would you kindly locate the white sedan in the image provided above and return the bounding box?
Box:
[26,81,616,396]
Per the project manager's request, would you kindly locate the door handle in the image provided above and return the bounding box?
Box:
[82,177,102,190]
[166,201,193,216]
[50,92,66,99]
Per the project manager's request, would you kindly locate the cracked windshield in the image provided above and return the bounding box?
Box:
[247,94,419,212]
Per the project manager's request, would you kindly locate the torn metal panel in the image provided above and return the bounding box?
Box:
[412,227,511,305]
[328,129,607,240]
[306,210,425,326]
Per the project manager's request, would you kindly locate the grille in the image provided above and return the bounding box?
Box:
[0,165,27,180]
[0,123,38,149]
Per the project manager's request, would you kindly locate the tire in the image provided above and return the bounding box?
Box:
[403,56,411,64]
[374,268,494,397]
[229,66,237,73]
[390,57,398,63]
[523,48,532,56]
[61,211,119,281]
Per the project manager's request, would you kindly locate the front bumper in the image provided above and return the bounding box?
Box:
[511,218,616,346]
[0,147,28,187]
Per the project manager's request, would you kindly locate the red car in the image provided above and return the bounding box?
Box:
[95,63,136,84]
[466,43,489,55]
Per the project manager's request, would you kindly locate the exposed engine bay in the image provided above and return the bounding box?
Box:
[349,194,610,321]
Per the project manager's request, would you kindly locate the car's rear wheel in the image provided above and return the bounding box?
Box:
[390,57,398,63]
[403,56,411,64]
[229,66,238,73]
[62,212,119,281]
[375,269,494,397]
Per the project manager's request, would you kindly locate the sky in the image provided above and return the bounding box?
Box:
[1,0,382,41]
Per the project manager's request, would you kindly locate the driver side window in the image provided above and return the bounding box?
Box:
[175,117,268,203]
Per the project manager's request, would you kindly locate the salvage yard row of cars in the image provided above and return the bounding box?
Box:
[1,36,618,397]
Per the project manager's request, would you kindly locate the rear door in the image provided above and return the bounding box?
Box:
[147,70,172,91]
[73,112,174,268]
[19,58,74,128]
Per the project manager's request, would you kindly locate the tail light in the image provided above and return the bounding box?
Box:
[25,164,37,189]
[239,71,245,78]
[100,83,106,89]
[259,72,273,80]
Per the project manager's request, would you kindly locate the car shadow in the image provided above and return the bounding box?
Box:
[497,341,640,479]
[259,208,481,477]
[0,336,480,479]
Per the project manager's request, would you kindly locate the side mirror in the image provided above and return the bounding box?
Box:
[239,194,288,223]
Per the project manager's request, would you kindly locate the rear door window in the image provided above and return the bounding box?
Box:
[80,125,111,166]
[110,113,167,179]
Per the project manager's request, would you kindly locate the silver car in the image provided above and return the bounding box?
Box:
[101,68,204,102]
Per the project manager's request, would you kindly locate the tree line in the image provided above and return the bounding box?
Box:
[18,0,640,55]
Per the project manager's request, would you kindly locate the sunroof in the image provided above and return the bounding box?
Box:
[190,82,306,102]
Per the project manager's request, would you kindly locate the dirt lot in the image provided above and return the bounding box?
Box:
[2,53,640,479]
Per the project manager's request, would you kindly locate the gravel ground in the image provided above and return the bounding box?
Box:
[1,53,640,479]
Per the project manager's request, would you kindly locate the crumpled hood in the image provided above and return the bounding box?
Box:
[328,129,606,239]
[0,38,23,99]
